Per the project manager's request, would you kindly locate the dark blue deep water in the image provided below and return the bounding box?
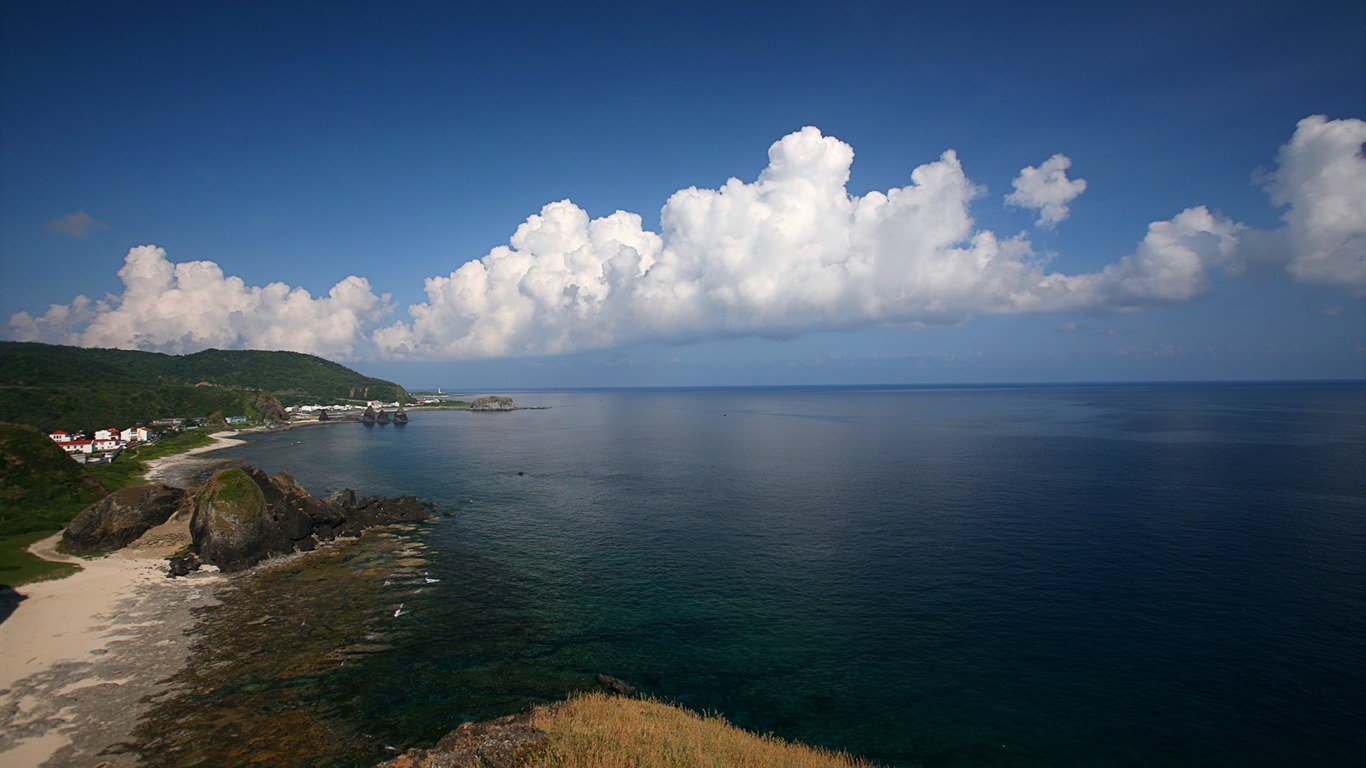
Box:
[205,382,1365,767]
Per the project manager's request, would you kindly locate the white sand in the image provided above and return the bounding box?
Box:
[0,440,234,767]
[0,534,181,692]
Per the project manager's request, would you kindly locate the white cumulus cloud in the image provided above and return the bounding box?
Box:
[374,127,1255,360]
[8,245,391,359]
[9,116,1363,362]
[1006,154,1088,227]
[1259,115,1366,294]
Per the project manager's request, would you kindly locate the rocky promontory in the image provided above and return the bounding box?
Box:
[62,465,438,574]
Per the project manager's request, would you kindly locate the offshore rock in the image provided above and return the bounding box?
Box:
[62,484,190,554]
[596,673,634,696]
[468,396,517,411]
[374,711,548,768]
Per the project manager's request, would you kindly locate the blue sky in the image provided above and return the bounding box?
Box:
[2,0,1362,388]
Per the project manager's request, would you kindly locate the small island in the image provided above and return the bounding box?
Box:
[468,395,518,412]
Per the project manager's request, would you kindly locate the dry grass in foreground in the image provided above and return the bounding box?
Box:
[529,692,872,768]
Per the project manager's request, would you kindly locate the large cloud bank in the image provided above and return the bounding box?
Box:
[9,116,1364,360]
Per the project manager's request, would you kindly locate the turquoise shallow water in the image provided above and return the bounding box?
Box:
[147,383,1366,767]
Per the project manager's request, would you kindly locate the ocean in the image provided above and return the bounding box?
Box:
[134,382,1366,767]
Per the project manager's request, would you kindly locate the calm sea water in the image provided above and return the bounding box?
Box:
[149,383,1366,767]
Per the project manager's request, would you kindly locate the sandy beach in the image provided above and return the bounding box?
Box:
[0,431,244,768]
[141,429,247,488]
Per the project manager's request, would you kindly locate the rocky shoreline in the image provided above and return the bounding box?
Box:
[63,465,439,575]
[0,428,443,768]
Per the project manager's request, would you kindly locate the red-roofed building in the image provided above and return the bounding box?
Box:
[59,439,95,455]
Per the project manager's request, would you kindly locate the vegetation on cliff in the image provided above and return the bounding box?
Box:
[533,693,871,767]
[0,341,411,432]
[378,692,872,768]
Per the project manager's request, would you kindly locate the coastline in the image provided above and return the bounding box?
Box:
[0,429,249,768]
[0,527,223,768]
[142,429,246,489]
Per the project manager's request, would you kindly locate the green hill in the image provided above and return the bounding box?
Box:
[0,422,108,535]
[0,342,411,432]
[0,422,111,584]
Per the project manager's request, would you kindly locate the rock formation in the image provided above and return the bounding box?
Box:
[469,396,517,411]
[61,483,190,554]
[189,467,291,571]
[595,673,634,696]
[374,711,548,768]
[185,466,437,573]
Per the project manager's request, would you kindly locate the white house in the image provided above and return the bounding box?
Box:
[49,431,76,443]
[59,439,95,455]
[94,428,120,441]
[92,437,122,452]
[120,427,152,443]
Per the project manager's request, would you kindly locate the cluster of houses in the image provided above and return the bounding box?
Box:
[48,426,155,463]
[288,401,405,416]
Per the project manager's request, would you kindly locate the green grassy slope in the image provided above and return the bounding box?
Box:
[0,423,110,585]
[0,422,108,535]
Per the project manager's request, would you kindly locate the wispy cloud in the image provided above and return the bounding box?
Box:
[44,211,109,238]
[8,116,1364,361]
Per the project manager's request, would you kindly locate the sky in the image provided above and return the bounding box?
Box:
[1,0,1363,389]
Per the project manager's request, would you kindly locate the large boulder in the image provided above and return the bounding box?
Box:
[189,467,292,572]
[187,465,439,572]
[62,484,189,554]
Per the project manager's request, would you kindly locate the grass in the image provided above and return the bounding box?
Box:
[528,693,872,768]
[0,529,79,585]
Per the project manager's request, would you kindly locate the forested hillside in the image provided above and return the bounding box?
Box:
[0,342,411,432]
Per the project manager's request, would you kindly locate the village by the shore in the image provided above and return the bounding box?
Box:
[40,398,429,465]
